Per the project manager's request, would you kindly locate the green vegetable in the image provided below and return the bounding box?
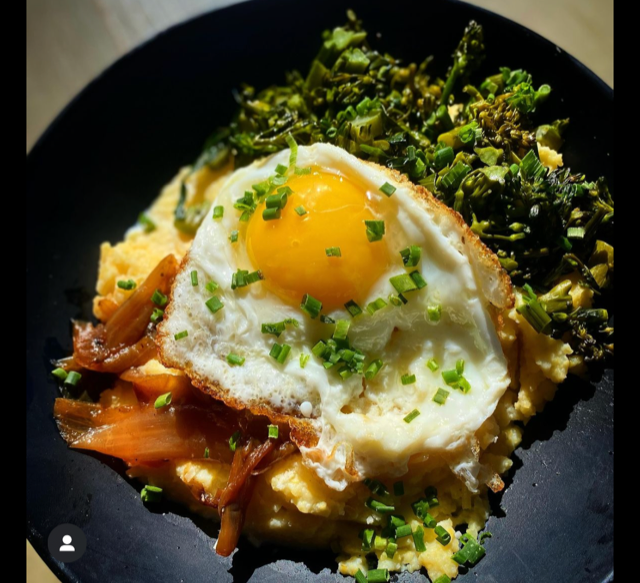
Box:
[117,279,136,290]
[141,485,163,503]
[154,392,172,409]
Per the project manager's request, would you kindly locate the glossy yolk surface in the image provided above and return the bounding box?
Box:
[246,170,390,310]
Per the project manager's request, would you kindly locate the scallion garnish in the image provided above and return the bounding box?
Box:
[262,207,281,221]
[150,308,164,323]
[434,145,455,169]
[355,570,367,583]
[231,269,263,289]
[423,513,437,529]
[65,371,81,386]
[442,369,461,385]
[226,353,245,366]
[205,281,219,293]
[388,294,404,307]
[295,166,311,175]
[325,246,342,257]
[403,409,420,423]
[268,425,279,439]
[433,388,450,405]
[320,314,335,324]
[361,528,375,551]
[395,524,412,539]
[151,289,168,307]
[393,481,404,496]
[427,358,439,372]
[380,182,396,197]
[190,270,199,286]
[229,230,239,243]
[427,304,442,322]
[261,319,299,337]
[229,430,242,452]
[117,279,137,290]
[567,226,586,239]
[366,498,395,514]
[333,319,350,340]
[344,300,363,317]
[154,392,172,409]
[299,353,310,368]
[204,447,210,458]
[401,373,416,385]
[367,569,390,583]
[366,298,388,315]
[275,163,288,176]
[270,343,292,364]
[364,478,389,497]
[301,294,322,319]
[285,133,298,168]
[412,526,427,552]
[390,273,418,294]
[212,206,224,219]
[140,485,163,503]
[400,245,421,267]
[410,270,427,289]
[434,525,452,546]
[174,330,189,340]
[364,359,384,379]
[433,576,452,583]
[452,533,487,567]
[205,296,224,314]
[266,190,289,210]
[456,359,465,374]
[52,367,68,381]
[138,212,157,233]
[295,205,307,216]
[365,220,385,242]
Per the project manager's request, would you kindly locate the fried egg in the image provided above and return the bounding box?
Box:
[158,143,513,490]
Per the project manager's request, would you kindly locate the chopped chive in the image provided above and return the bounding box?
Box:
[410,270,427,289]
[268,425,279,439]
[154,391,172,409]
[311,340,327,357]
[151,289,168,307]
[457,376,472,393]
[190,270,199,286]
[427,304,442,322]
[366,498,395,514]
[361,528,375,551]
[320,314,335,324]
[442,369,461,385]
[52,368,68,381]
[365,359,384,380]
[435,525,452,546]
[226,353,245,366]
[229,430,242,452]
[355,570,368,583]
[205,296,224,314]
[434,146,455,169]
[366,298,388,315]
[423,512,437,529]
[300,294,322,319]
[400,245,421,267]
[333,319,350,340]
[140,485,163,503]
[295,205,307,216]
[413,526,427,552]
[433,576,452,583]
[364,478,390,497]
[229,230,239,243]
[374,535,388,552]
[138,212,157,233]
[270,343,292,364]
[388,294,404,307]
[205,281,219,293]
[427,358,439,372]
[395,524,413,539]
[212,206,224,219]
[300,353,310,368]
[344,300,363,317]
[453,533,487,566]
[393,481,404,496]
[262,207,281,221]
[325,246,342,257]
[266,190,288,210]
[403,409,421,423]
[433,388,450,405]
[401,373,416,385]
[295,166,312,175]
[365,220,385,242]
[389,515,406,529]
[286,134,298,168]
[390,273,418,294]
[231,269,263,290]
[150,308,164,323]
[456,359,465,374]
[64,371,82,386]
[385,540,398,559]
[567,226,586,239]
[174,330,189,340]
[117,279,137,290]
[367,569,390,583]
[380,182,397,197]
[204,447,210,458]
[275,163,288,176]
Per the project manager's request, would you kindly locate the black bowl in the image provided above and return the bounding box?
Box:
[26,0,614,581]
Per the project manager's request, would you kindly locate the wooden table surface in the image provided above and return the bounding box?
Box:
[26,0,613,580]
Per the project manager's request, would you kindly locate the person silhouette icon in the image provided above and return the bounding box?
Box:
[59,535,75,552]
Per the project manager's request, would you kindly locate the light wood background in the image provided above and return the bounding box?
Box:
[26,0,613,580]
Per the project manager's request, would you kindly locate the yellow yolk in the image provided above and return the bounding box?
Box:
[246,170,390,309]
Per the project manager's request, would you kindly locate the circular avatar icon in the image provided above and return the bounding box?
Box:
[47,523,87,563]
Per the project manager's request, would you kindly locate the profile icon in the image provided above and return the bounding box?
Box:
[48,523,86,563]
[59,534,75,552]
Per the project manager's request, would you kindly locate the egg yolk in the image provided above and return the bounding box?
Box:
[246,170,390,310]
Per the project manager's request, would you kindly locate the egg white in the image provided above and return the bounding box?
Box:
[159,143,511,490]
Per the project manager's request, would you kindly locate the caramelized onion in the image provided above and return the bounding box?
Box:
[120,369,195,404]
